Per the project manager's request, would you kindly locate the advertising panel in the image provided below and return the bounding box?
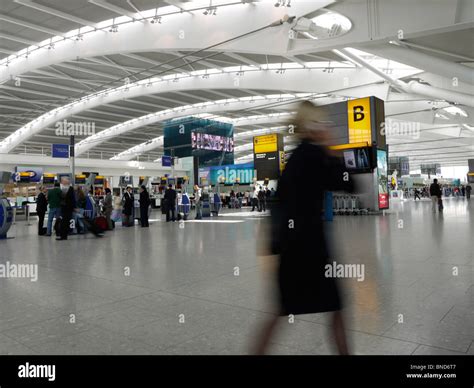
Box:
[199,163,254,185]
[377,149,389,209]
[342,148,371,172]
[14,166,43,183]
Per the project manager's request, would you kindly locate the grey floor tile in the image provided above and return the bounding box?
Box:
[2,202,474,354]
[1,316,94,348]
[0,334,36,355]
[412,345,467,355]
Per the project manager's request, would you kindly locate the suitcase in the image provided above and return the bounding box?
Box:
[94,216,108,231]
[82,217,104,236]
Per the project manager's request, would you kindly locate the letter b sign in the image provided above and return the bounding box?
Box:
[353,105,365,122]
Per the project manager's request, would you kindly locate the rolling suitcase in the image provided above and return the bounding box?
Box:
[82,217,104,237]
[94,216,108,232]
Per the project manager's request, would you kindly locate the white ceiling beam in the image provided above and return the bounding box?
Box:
[168,52,224,70]
[396,40,474,63]
[172,91,210,102]
[339,48,474,107]
[0,48,15,55]
[88,0,138,20]
[120,53,190,74]
[0,33,37,46]
[13,0,97,28]
[283,56,306,68]
[1,1,325,83]
[53,63,118,80]
[0,66,422,153]
[360,43,474,85]
[0,14,64,36]
[223,52,261,68]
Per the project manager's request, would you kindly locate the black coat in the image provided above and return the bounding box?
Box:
[164,188,176,205]
[122,191,134,215]
[61,188,76,216]
[274,141,353,315]
[36,192,48,213]
[139,190,150,209]
[429,183,441,197]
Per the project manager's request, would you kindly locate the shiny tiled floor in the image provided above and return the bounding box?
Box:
[0,199,472,355]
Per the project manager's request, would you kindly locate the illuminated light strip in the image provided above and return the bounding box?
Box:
[328,142,369,150]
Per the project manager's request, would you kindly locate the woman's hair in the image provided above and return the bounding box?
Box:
[291,100,331,137]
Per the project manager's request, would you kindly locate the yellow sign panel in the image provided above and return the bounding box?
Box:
[254,134,278,154]
[329,142,369,151]
[347,97,372,146]
[279,151,286,173]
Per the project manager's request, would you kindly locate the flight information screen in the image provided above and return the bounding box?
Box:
[191,132,234,152]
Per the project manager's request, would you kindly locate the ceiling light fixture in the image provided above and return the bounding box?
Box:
[151,8,161,24]
[274,0,291,7]
[109,19,118,33]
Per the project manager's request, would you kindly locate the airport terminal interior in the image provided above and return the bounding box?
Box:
[0,0,473,357]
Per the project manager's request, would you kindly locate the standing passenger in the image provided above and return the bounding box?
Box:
[36,186,48,236]
[122,186,134,227]
[429,179,442,212]
[194,184,202,220]
[164,184,177,222]
[46,182,62,236]
[57,186,75,241]
[139,185,150,227]
[104,188,114,230]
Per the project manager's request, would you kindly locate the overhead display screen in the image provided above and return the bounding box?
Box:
[191,132,234,152]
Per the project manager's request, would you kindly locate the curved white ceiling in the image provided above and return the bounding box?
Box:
[0,65,421,153]
[0,1,328,83]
